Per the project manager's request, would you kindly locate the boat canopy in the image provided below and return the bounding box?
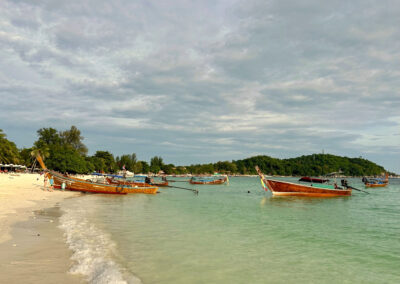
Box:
[91,172,124,178]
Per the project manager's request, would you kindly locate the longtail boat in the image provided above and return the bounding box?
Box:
[36,155,158,195]
[106,177,169,187]
[152,180,169,187]
[299,176,330,183]
[106,177,149,187]
[255,166,352,197]
[362,173,389,188]
[189,176,228,185]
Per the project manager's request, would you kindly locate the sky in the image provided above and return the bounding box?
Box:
[0,0,399,173]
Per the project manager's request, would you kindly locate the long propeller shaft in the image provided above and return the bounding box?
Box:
[165,185,199,195]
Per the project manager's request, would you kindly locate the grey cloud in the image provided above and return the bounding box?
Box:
[0,0,399,172]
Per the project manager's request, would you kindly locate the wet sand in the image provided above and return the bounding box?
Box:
[0,173,85,283]
[0,205,85,283]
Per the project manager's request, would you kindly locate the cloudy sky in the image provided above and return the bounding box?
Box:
[0,0,399,172]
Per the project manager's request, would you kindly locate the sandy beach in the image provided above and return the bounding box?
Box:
[0,173,85,283]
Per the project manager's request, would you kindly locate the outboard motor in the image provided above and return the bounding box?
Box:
[341,179,348,187]
[145,176,151,184]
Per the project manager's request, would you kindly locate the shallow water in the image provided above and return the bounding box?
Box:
[60,177,400,283]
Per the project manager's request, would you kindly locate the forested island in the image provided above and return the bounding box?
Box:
[0,126,390,176]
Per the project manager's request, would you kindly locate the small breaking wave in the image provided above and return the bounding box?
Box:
[59,197,141,284]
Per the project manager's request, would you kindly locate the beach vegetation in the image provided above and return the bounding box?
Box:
[92,151,116,173]
[0,129,20,164]
[19,147,34,167]
[116,153,137,172]
[161,163,175,175]
[1,126,390,176]
[150,156,163,173]
[60,126,88,156]
[234,154,386,176]
[34,127,62,148]
[47,146,90,173]
[32,127,89,173]
[138,161,150,174]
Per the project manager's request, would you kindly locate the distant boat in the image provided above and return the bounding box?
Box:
[36,155,158,195]
[106,176,169,187]
[299,176,330,183]
[189,176,228,185]
[255,166,352,197]
[362,173,389,188]
[152,180,169,187]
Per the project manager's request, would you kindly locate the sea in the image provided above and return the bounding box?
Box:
[59,177,400,283]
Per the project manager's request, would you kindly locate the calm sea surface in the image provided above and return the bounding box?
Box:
[60,177,400,283]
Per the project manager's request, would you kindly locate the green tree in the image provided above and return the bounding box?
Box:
[116,153,137,172]
[34,128,61,149]
[94,151,116,173]
[150,156,163,173]
[175,166,188,175]
[232,154,386,176]
[88,156,107,173]
[133,161,143,174]
[215,161,238,174]
[0,129,20,164]
[47,145,89,174]
[60,125,88,156]
[19,148,34,167]
[32,126,91,173]
[138,161,150,174]
[161,163,175,175]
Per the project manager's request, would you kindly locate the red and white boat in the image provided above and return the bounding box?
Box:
[255,166,351,197]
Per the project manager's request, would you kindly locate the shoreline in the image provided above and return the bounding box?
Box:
[0,204,85,283]
[0,173,85,283]
[0,173,81,243]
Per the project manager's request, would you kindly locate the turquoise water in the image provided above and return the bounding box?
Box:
[60,177,400,283]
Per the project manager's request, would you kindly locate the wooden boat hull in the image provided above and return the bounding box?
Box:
[50,172,158,195]
[106,177,169,187]
[152,181,169,187]
[266,180,351,197]
[35,154,157,195]
[189,177,227,185]
[364,183,388,188]
[255,166,351,197]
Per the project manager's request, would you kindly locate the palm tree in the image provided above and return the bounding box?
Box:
[30,147,50,171]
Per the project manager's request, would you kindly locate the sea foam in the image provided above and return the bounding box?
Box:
[59,197,141,284]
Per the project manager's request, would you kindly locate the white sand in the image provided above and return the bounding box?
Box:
[0,173,85,283]
[0,173,79,243]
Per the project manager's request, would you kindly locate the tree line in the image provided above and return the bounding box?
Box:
[234,155,387,176]
[0,127,389,176]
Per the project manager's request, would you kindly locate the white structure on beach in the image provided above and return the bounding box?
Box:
[0,164,27,172]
